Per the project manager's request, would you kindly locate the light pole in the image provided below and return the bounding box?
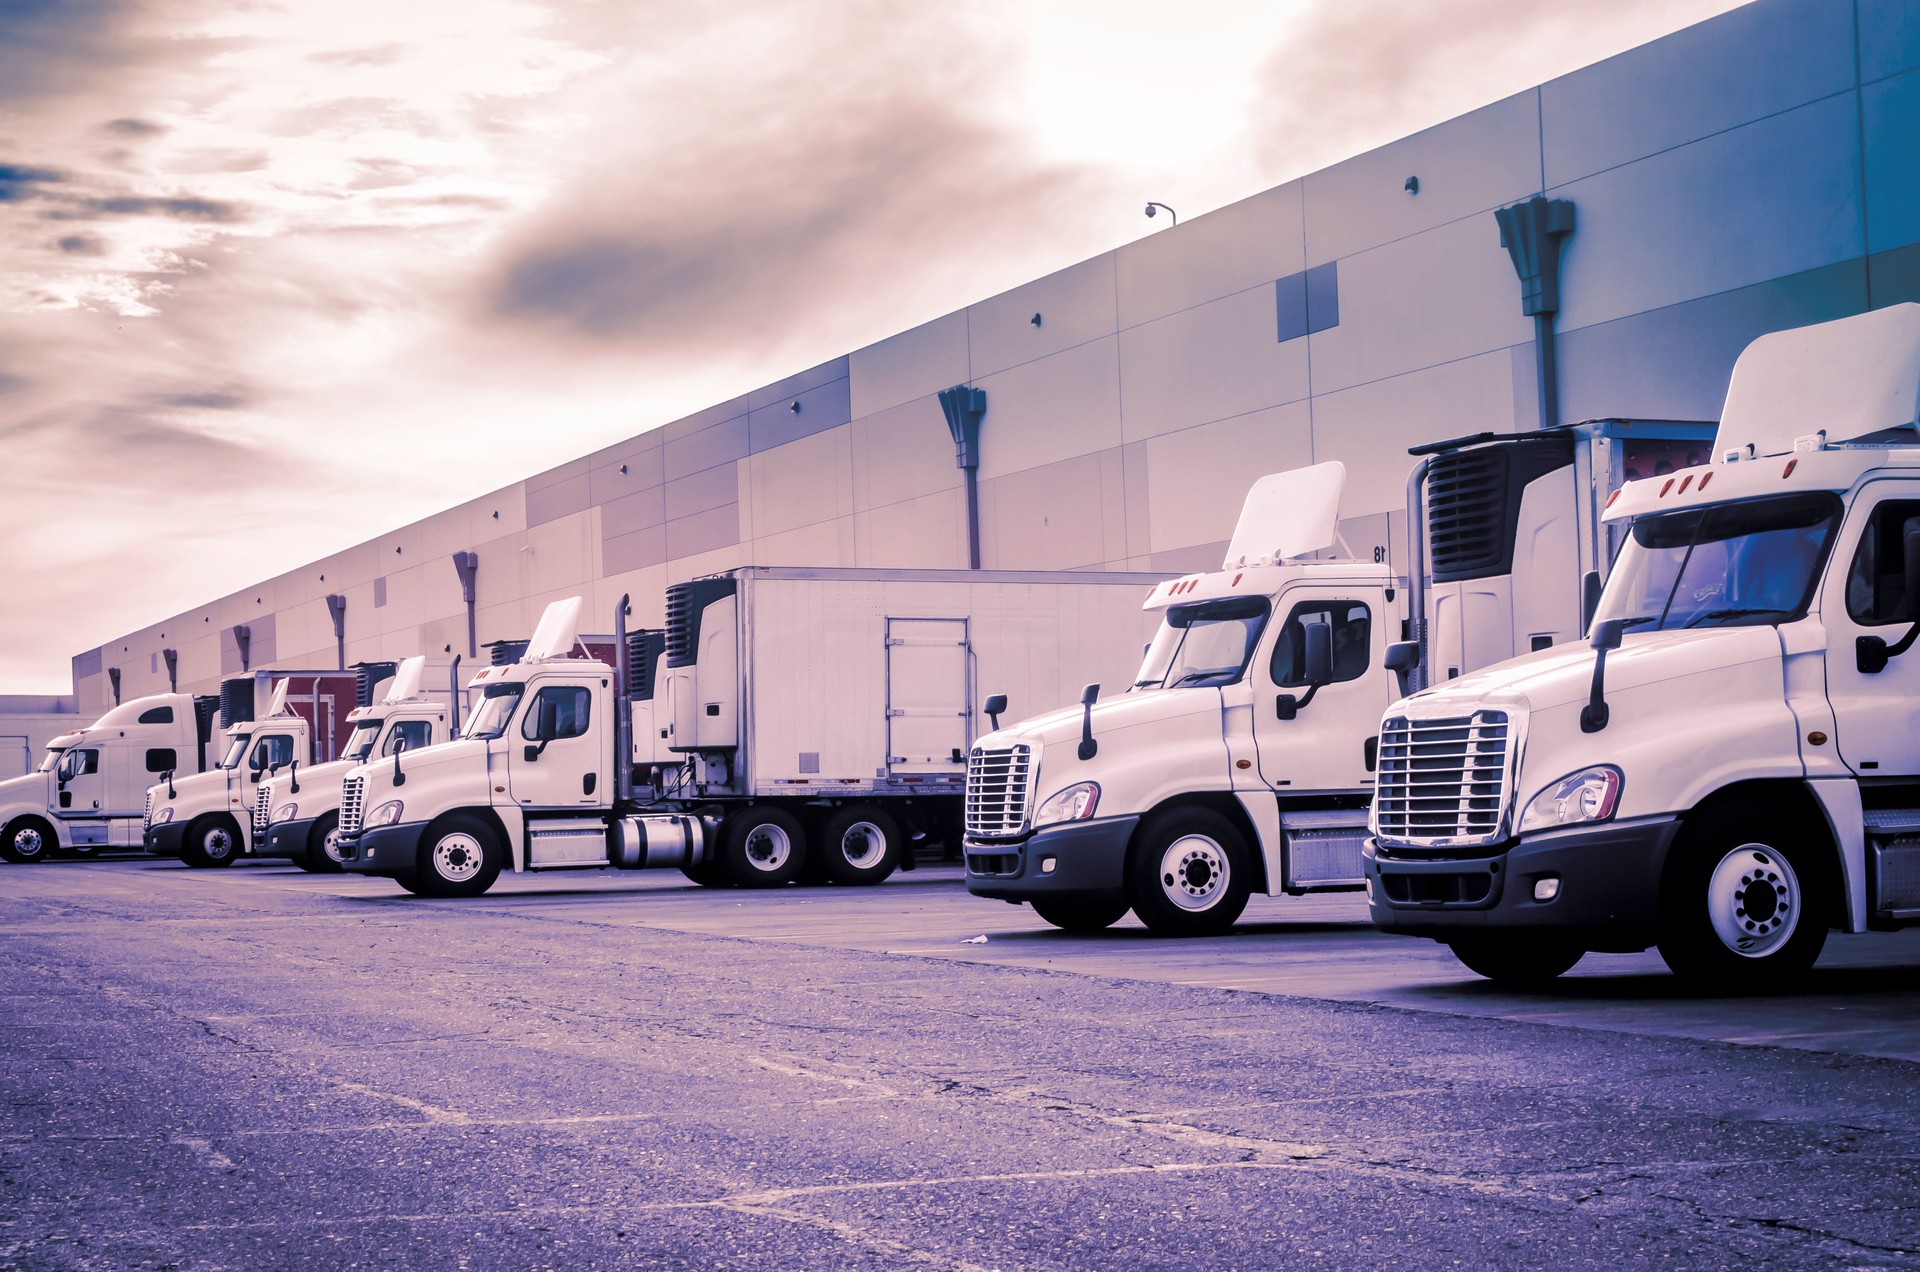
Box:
[1144,201,1178,226]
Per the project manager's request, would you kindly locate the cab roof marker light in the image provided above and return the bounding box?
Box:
[1793,430,1827,452]
[1698,471,1713,490]
[1678,474,1695,494]
[1783,458,1798,478]
[1660,478,1674,496]
[1605,488,1622,508]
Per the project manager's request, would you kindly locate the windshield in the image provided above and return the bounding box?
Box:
[1594,492,1843,633]
[341,722,380,763]
[218,734,250,769]
[1133,596,1272,689]
[37,748,62,773]
[463,684,524,740]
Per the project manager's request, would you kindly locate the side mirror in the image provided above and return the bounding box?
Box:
[1904,522,1920,614]
[1302,619,1333,685]
[1591,617,1627,652]
[1384,640,1421,698]
[1580,570,1603,633]
[983,693,1007,730]
[1859,634,1891,675]
[1077,684,1100,761]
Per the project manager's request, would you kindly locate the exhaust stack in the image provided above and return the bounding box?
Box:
[613,594,634,805]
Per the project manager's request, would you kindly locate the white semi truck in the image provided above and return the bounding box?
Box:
[1366,303,1920,987]
[0,691,219,862]
[143,668,359,868]
[963,434,1713,937]
[333,567,1162,897]
[253,656,469,872]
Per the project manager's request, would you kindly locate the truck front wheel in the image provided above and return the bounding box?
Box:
[0,817,54,864]
[819,805,900,886]
[1126,808,1251,936]
[1447,938,1584,986]
[722,808,806,888]
[404,816,504,898]
[1031,896,1129,933]
[301,812,344,874]
[1658,810,1829,987]
[181,817,240,868]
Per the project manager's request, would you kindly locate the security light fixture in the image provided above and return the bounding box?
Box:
[789,400,801,413]
[1144,201,1177,226]
[619,463,627,475]
[1030,312,1042,328]
[1404,176,1419,194]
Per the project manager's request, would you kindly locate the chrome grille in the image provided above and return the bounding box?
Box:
[253,783,274,836]
[965,744,1033,838]
[143,788,154,831]
[339,774,367,836]
[1373,710,1513,847]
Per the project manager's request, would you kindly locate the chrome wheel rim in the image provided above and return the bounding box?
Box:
[1160,834,1228,912]
[203,827,234,861]
[743,824,792,872]
[12,827,45,859]
[839,821,886,870]
[432,833,485,882]
[1707,843,1800,958]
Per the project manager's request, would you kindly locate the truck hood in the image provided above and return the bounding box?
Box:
[348,736,487,786]
[0,771,48,807]
[978,688,1223,751]
[1400,625,1783,715]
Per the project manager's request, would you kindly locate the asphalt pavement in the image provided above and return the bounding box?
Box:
[4,856,1919,1269]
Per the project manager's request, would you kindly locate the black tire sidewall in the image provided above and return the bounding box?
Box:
[1658,808,1830,988]
[184,817,239,868]
[305,812,344,874]
[1031,895,1129,932]
[0,817,53,863]
[413,816,503,897]
[819,805,900,886]
[1125,808,1252,936]
[1448,937,1584,985]
[723,807,807,888]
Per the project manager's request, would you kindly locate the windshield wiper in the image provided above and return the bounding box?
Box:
[1682,607,1790,629]
[1166,668,1235,688]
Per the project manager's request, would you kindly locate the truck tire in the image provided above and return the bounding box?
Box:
[1031,896,1129,933]
[301,812,345,874]
[681,856,732,888]
[722,807,806,888]
[180,816,241,868]
[1447,938,1584,986]
[1125,807,1251,936]
[1657,808,1829,988]
[404,816,504,898]
[0,816,54,864]
[818,805,900,886]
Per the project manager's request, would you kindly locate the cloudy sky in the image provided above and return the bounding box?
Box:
[0,0,1744,693]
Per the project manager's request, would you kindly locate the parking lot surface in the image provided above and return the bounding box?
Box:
[4,856,1919,1269]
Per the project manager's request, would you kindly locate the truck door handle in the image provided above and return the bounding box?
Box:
[583,773,597,796]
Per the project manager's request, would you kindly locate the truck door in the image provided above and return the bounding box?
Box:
[246,732,297,812]
[55,747,107,817]
[885,618,970,774]
[1250,590,1387,792]
[1824,493,1920,775]
[507,679,605,808]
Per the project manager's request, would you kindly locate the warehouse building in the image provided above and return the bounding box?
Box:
[65,0,1920,715]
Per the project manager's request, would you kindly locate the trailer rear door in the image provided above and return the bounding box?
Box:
[884,618,970,775]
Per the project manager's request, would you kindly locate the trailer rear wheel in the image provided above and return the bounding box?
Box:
[1657,809,1829,988]
[1126,808,1251,936]
[1031,896,1128,933]
[0,816,54,864]
[181,816,240,868]
[1447,938,1585,985]
[406,815,504,898]
[302,812,344,874]
[722,807,806,888]
[819,806,900,886]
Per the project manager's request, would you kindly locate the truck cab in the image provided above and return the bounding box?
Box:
[0,692,215,863]
[1366,303,1920,987]
[964,462,1398,935]
[254,656,465,872]
[144,672,354,868]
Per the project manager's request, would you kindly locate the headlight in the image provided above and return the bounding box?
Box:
[152,806,174,824]
[272,803,298,824]
[1518,766,1622,834]
[366,800,404,828]
[1032,781,1100,827]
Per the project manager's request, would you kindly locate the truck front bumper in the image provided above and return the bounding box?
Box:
[336,823,425,878]
[259,817,316,859]
[1364,814,1683,953]
[963,816,1140,904]
[143,822,187,858]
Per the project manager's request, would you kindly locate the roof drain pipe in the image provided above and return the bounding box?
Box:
[612,594,634,806]
[938,386,987,569]
[1495,196,1576,431]
[452,552,480,659]
[325,594,347,670]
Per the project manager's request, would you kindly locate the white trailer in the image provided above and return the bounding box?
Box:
[334,568,1163,896]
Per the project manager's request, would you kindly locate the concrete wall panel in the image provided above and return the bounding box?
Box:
[975,336,1122,480]
[968,255,1118,379]
[1143,402,1315,555]
[849,312,969,419]
[1118,288,1308,443]
[1116,182,1303,329]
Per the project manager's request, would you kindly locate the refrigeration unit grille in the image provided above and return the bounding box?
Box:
[1373,711,1511,847]
[339,775,366,836]
[965,745,1033,838]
